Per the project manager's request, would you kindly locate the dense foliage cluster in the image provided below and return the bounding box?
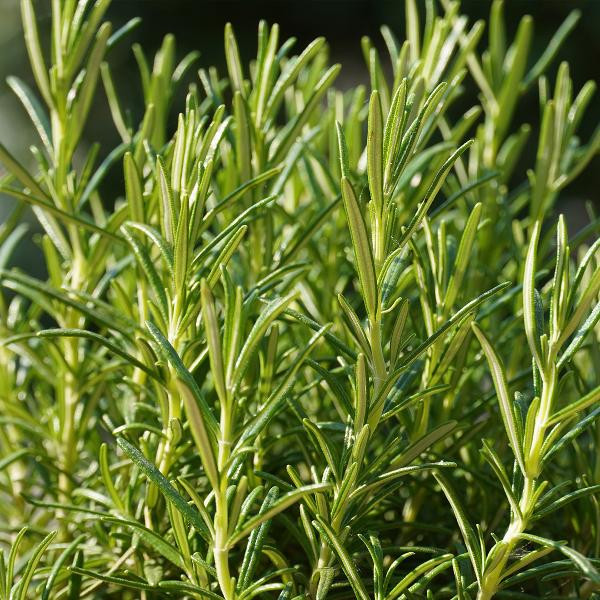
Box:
[1,0,600,598]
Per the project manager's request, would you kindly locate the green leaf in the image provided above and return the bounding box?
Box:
[496,15,532,141]
[383,79,408,190]
[158,579,224,598]
[69,568,155,592]
[206,225,247,288]
[387,553,454,600]
[367,90,384,215]
[558,300,600,369]
[177,379,220,492]
[522,10,580,91]
[312,517,370,600]
[264,37,326,123]
[489,0,506,89]
[16,530,56,600]
[471,323,526,475]
[534,484,600,520]
[101,62,131,143]
[7,76,51,154]
[549,216,569,342]
[69,550,83,599]
[36,328,156,380]
[278,195,341,265]
[517,533,600,583]
[70,23,112,153]
[394,421,458,468]
[0,269,131,331]
[284,308,356,359]
[102,515,185,569]
[354,354,368,432]
[224,23,245,96]
[543,406,600,461]
[358,533,383,600]
[235,324,330,451]
[0,144,48,202]
[336,121,350,179]
[405,0,421,63]
[116,437,211,541]
[124,152,144,223]
[146,321,218,437]
[157,157,176,243]
[0,184,121,242]
[253,23,279,126]
[338,294,371,358]
[353,461,455,499]
[201,280,227,404]
[20,0,51,105]
[434,471,482,585]
[232,291,299,388]
[443,203,481,311]
[389,298,409,367]
[107,16,142,50]
[124,222,174,272]
[6,527,27,594]
[194,195,278,266]
[229,483,332,547]
[547,384,600,426]
[303,419,340,481]
[380,140,474,280]
[122,227,170,321]
[237,487,279,591]
[531,101,556,222]
[99,444,125,512]
[382,384,449,423]
[41,535,85,600]
[340,176,378,319]
[389,282,509,380]
[0,449,29,471]
[523,220,542,370]
[558,267,600,351]
[66,0,111,80]
[269,64,340,165]
[500,546,554,581]
[331,462,359,521]
[0,223,28,271]
[480,440,522,520]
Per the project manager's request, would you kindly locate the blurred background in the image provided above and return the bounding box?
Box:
[0,0,599,275]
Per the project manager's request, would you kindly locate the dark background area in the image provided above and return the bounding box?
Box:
[0,0,599,273]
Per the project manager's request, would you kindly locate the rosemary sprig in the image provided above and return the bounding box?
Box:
[0,1,599,599]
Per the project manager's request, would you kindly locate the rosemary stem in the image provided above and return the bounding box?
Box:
[477,477,536,600]
[215,401,234,600]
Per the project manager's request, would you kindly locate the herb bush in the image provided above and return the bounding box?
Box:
[1,0,600,598]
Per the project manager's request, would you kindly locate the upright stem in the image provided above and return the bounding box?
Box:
[214,394,234,599]
[214,480,234,600]
[51,14,86,509]
[477,477,536,600]
[374,212,385,273]
[58,253,84,503]
[152,305,186,513]
[369,318,387,393]
[310,309,387,598]
[149,306,185,516]
[528,361,557,476]
[478,352,557,599]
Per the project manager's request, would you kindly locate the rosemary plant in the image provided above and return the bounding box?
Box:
[1,0,600,598]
